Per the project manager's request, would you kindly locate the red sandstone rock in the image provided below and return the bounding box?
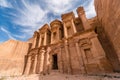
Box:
[0,39,29,76]
[94,0,120,72]
[94,0,120,59]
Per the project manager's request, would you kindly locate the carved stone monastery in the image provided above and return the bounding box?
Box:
[22,7,120,75]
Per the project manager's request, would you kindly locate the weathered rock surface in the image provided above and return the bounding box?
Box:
[0,40,29,76]
[94,0,120,60]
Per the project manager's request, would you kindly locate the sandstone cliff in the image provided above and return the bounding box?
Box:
[94,0,120,59]
[0,40,29,76]
[94,0,120,72]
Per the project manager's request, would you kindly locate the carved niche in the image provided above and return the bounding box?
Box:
[79,38,93,63]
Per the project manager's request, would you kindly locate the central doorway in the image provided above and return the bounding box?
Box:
[52,54,58,70]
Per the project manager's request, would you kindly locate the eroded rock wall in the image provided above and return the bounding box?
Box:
[94,0,120,72]
[0,40,29,76]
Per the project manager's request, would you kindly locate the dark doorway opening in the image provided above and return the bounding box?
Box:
[52,54,58,70]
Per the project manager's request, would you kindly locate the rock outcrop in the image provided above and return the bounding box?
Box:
[94,0,120,72]
[0,40,29,76]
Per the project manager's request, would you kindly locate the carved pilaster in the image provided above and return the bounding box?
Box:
[71,19,77,33]
[29,55,35,74]
[75,42,86,74]
[44,32,47,45]
[39,48,46,73]
[36,53,41,74]
[43,48,51,74]
[33,54,37,74]
[64,40,72,74]
[59,47,64,73]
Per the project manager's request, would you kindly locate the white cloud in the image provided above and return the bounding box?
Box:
[0,0,12,8]
[44,0,79,15]
[13,34,26,39]
[13,1,47,28]
[0,27,26,40]
[44,0,96,18]
[83,0,96,18]
[0,0,96,42]
[1,27,16,40]
[11,0,48,36]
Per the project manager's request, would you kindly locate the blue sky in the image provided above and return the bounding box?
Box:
[0,0,96,43]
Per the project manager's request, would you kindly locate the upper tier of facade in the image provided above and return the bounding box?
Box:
[28,7,95,49]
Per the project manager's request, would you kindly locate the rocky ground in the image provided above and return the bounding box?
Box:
[0,71,120,80]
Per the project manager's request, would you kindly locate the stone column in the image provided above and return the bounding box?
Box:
[33,54,37,74]
[44,32,47,45]
[71,19,77,33]
[63,23,68,38]
[59,47,64,73]
[64,40,72,74]
[75,42,86,74]
[77,7,91,30]
[46,50,50,74]
[38,36,41,47]
[39,49,45,73]
[51,32,53,44]
[35,53,41,74]
[24,56,31,75]
[43,52,47,74]
[32,33,37,48]
[29,56,35,74]
[57,28,60,40]
[43,49,50,74]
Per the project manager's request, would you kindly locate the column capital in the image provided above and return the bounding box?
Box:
[77,7,85,15]
[33,31,39,37]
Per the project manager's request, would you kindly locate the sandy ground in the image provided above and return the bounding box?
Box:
[0,71,120,80]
